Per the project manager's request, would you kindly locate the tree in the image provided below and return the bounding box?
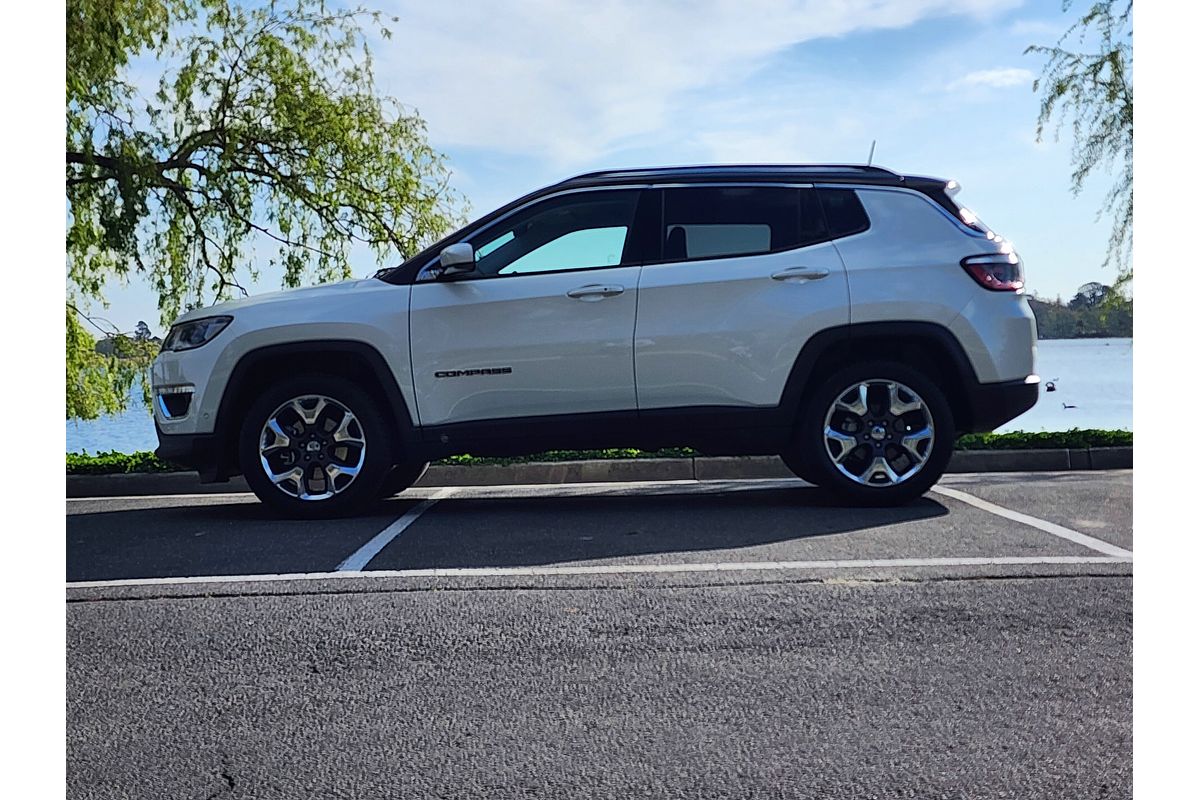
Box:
[134,320,153,341]
[67,309,158,419]
[1028,285,1132,338]
[1026,1,1132,282]
[1069,281,1109,309]
[66,0,463,419]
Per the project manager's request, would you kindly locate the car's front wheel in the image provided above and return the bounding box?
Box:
[788,362,954,506]
[238,375,394,518]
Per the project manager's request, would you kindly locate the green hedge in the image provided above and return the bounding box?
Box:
[66,450,185,475]
[67,429,1132,475]
[953,429,1132,450]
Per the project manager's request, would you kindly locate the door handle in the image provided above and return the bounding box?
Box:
[770,267,830,282]
[566,284,625,300]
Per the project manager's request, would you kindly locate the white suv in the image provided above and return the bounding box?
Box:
[152,164,1038,517]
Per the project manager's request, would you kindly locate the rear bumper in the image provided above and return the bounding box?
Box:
[964,375,1040,433]
[155,425,227,483]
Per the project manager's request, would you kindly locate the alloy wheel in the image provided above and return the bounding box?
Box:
[822,379,935,487]
[258,395,367,501]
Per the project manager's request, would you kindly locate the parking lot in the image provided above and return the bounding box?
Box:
[66,470,1132,799]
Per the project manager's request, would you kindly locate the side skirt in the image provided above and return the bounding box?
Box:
[413,406,792,461]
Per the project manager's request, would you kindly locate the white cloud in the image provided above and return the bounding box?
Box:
[1008,18,1065,39]
[946,67,1035,91]
[375,0,1022,166]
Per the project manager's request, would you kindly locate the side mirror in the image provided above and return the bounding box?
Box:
[437,243,476,278]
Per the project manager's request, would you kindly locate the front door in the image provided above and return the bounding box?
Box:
[409,189,643,426]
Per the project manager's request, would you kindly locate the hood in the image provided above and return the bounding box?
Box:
[173,278,377,324]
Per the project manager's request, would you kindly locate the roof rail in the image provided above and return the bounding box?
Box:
[566,163,901,181]
[803,164,900,176]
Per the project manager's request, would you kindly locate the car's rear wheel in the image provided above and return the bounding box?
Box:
[787,362,954,506]
[377,461,430,498]
[239,375,394,518]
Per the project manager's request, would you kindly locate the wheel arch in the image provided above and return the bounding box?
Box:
[213,340,417,479]
[781,321,981,434]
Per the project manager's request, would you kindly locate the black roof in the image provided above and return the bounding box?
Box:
[551,163,943,190]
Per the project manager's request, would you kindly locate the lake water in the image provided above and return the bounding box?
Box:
[65,337,1132,454]
[997,337,1132,433]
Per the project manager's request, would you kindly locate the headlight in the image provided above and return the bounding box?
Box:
[161,316,232,352]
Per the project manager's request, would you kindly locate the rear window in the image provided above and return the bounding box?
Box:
[660,187,828,262]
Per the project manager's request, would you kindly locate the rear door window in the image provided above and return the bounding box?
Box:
[660,187,827,262]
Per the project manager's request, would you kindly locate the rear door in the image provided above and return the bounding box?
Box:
[409,189,644,426]
[634,185,850,410]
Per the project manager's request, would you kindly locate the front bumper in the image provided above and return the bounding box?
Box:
[151,340,229,436]
[964,375,1040,433]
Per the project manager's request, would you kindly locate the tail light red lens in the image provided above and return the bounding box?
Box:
[961,253,1024,292]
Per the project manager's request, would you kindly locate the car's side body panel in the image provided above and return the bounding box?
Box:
[949,292,1039,384]
[152,280,417,436]
[832,186,1036,384]
[408,266,642,426]
[633,241,849,408]
[835,187,984,329]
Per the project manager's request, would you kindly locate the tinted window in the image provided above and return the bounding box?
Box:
[818,189,870,238]
[671,223,771,259]
[661,187,827,261]
[471,191,639,276]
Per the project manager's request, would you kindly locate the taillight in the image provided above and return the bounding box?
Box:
[961,253,1024,292]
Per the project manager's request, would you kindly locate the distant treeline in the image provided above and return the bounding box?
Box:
[1029,282,1132,339]
[93,320,160,357]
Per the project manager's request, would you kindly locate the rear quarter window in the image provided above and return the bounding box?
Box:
[818,189,870,238]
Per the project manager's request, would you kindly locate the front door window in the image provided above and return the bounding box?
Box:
[470,191,640,276]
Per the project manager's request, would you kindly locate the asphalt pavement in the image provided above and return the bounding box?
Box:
[66,470,1133,799]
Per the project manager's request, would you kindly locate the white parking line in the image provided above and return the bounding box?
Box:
[930,485,1133,559]
[335,487,457,571]
[65,555,1129,590]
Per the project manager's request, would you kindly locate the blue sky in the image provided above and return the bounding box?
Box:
[92,0,1123,335]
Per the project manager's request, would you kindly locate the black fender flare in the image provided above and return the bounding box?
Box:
[213,340,419,476]
[778,321,980,430]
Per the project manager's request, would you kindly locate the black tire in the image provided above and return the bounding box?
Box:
[377,461,430,498]
[788,361,954,506]
[238,374,395,518]
[778,453,823,487]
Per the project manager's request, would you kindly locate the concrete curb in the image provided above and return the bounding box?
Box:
[67,447,1132,498]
